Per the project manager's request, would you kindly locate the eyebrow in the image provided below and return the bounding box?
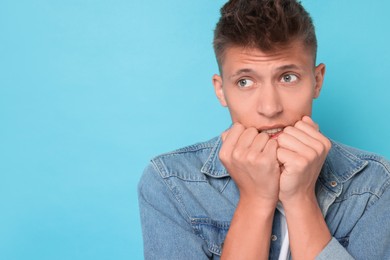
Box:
[275,64,303,72]
[228,64,304,80]
[229,68,255,80]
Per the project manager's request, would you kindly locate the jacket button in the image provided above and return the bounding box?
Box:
[330,181,338,187]
[271,235,278,241]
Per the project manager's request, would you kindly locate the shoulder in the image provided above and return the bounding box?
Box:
[149,136,220,180]
[139,136,221,188]
[331,140,390,177]
[138,135,232,222]
[326,140,390,197]
[332,141,389,166]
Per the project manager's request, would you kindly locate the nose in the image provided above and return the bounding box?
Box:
[256,83,283,118]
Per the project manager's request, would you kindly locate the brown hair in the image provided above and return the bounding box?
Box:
[213,0,317,71]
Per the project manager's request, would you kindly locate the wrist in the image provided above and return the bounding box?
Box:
[280,190,317,209]
[281,193,323,220]
[238,196,278,216]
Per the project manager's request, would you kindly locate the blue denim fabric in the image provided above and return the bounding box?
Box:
[138,136,390,259]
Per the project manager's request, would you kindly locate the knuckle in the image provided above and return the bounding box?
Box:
[296,157,309,168]
[307,149,318,161]
[232,122,245,131]
[246,127,258,136]
[318,141,326,152]
[232,148,244,160]
[317,138,331,154]
[246,150,258,163]
[294,121,304,128]
[218,149,229,162]
[324,138,332,151]
[283,126,293,133]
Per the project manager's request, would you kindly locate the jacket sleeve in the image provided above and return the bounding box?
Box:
[138,163,212,260]
[317,183,390,260]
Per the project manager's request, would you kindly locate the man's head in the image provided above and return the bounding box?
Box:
[213,0,317,72]
[212,0,325,132]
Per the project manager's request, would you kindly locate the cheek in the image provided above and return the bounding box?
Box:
[226,96,257,121]
[283,93,314,114]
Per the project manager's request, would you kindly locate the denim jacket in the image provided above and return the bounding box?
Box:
[138,136,390,259]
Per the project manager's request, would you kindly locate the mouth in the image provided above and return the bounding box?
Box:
[259,127,284,139]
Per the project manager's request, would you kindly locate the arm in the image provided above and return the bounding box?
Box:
[219,123,280,259]
[138,163,210,260]
[318,178,390,259]
[221,199,275,260]
[277,116,390,259]
[282,195,332,259]
[277,116,332,259]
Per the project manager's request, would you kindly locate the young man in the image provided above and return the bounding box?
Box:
[138,0,390,259]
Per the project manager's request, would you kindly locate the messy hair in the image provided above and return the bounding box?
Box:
[213,0,317,71]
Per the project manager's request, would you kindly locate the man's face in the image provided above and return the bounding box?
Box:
[213,41,325,134]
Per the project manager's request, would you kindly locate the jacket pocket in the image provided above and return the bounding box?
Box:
[191,217,230,256]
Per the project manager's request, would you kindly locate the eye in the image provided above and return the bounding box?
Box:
[237,78,255,88]
[280,74,298,83]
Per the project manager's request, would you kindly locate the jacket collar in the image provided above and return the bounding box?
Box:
[201,136,229,178]
[201,136,368,183]
[318,140,368,194]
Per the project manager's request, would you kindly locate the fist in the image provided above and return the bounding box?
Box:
[276,116,331,202]
[219,123,280,204]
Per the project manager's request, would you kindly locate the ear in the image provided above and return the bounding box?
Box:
[313,63,326,98]
[212,74,227,107]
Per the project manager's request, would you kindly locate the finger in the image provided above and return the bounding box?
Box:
[262,138,278,160]
[249,132,269,153]
[283,126,323,153]
[222,123,245,147]
[221,130,229,142]
[277,147,300,167]
[236,127,259,149]
[294,120,324,141]
[219,123,246,162]
[301,116,319,131]
[294,120,331,152]
[277,131,317,157]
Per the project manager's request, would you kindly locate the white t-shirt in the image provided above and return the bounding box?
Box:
[276,202,290,260]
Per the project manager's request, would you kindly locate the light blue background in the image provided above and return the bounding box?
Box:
[1,1,389,259]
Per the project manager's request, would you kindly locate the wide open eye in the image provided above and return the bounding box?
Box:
[280,74,298,83]
[237,78,255,88]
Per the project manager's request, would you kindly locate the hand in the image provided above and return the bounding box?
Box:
[219,123,280,206]
[277,116,331,203]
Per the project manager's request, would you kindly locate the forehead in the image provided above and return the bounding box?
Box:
[221,41,315,74]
